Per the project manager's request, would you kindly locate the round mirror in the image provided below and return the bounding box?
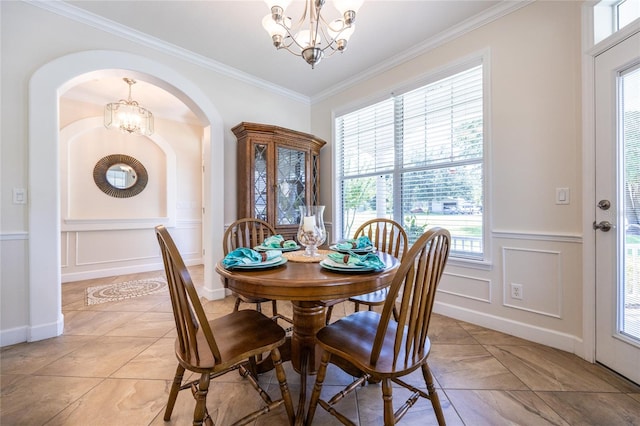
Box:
[93,154,148,198]
[106,163,137,189]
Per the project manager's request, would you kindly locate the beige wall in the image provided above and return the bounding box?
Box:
[311,1,585,353]
[0,1,310,344]
[1,0,591,357]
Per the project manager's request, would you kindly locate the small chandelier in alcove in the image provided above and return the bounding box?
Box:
[104,77,154,136]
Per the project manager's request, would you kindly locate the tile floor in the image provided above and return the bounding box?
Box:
[2,265,640,425]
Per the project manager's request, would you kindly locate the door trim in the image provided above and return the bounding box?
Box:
[581,5,640,363]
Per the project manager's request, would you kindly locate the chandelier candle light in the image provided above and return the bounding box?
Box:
[104,78,154,136]
[262,0,363,68]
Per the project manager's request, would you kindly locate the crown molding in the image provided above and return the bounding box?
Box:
[310,0,532,104]
[28,0,530,106]
[27,0,311,104]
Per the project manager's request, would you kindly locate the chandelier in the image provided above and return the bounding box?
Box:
[262,0,363,69]
[104,78,154,136]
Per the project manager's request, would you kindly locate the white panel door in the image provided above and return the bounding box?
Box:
[595,30,640,384]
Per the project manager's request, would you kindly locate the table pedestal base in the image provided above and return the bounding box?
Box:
[291,301,326,374]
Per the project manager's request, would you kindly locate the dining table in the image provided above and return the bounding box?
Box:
[215,249,399,425]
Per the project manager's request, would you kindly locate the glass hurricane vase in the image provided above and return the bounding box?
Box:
[297,205,326,257]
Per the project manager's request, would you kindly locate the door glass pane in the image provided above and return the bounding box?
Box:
[254,144,268,221]
[277,147,306,225]
[621,66,640,342]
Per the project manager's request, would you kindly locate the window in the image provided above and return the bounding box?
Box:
[616,0,640,30]
[335,61,485,260]
[593,0,640,44]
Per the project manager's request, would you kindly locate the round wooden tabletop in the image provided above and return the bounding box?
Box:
[215,251,400,301]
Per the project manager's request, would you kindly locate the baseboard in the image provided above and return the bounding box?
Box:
[1,314,65,347]
[28,313,65,343]
[0,326,28,347]
[433,301,585,358]
[197,285,226,301]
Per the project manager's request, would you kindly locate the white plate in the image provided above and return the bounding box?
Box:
[254,245,301,252]
[319,258,373,272]
[329,244,374,255]
[229,257,287,270]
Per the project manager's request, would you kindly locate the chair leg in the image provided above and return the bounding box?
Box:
[271,300,279,320]
[422,362,445,426]
[305,350,331,425]
[382,378,395,425]
[325,305,334,325]
[193,372,211,426]
[164,364,185,420]
[353,301,360,312]
[271,347,296,425]
[233,297,242,312]
[255,302,262,313]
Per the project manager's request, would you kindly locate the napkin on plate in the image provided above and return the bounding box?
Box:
[327,252,385,270]
[222,248,282,268]
[261,235,298,249]
[335,235,373,251]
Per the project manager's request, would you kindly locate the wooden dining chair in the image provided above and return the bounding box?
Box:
[306,227,451,426]
[223,218,292,326]
[325,218,408,324]
[156,225,295,426]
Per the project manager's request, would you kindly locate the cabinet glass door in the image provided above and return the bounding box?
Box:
[276,146,306,225]
[253,144,268,221]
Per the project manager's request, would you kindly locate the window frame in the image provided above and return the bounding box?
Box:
[332,53,492,268]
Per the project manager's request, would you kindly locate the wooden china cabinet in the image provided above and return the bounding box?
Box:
[232,122,326,241]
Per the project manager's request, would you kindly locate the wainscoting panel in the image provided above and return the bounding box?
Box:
[75,228,158,265]
[62,223,202,282]
[438,273,492,303]
[502,247,562,318]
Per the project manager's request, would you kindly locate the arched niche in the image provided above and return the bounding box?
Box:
[28,50,225,342]
[59,116,177,229]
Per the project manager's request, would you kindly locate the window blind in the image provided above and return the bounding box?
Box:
[336,63,484,259]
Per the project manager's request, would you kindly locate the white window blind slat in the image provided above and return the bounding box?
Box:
[337,64,484,258]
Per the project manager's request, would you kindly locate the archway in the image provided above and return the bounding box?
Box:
[28,50,225,341]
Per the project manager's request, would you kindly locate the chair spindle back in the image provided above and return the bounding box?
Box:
[223,218,276,255]
[156,225,222,364]
[371,227,450,367]
[354,218,408,260]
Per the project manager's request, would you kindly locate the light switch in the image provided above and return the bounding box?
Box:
[555,187,569,205]
[13,188,27,204]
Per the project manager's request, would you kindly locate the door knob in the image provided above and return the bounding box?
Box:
[598,200,611,210]
[593,221,612,232]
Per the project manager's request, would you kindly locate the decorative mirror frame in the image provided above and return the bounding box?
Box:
[93,154,148,198]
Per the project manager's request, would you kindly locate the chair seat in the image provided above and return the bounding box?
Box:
[316,311,431,377]
[348,288,388,305]
[176,309,286,372]
[236,293,272,304]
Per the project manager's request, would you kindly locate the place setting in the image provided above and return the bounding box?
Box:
[222,247,287,271]
[253,234,301,252]
[329,235,376,255]
[320,250,386,273]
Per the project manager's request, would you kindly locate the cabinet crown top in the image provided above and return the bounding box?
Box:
[231,122,327,148]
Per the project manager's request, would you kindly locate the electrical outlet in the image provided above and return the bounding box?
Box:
[511,283,523,300]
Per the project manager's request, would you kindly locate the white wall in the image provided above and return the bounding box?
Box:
[59,99,204,282]
[0,1,310,345]
[311,1,586,355]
